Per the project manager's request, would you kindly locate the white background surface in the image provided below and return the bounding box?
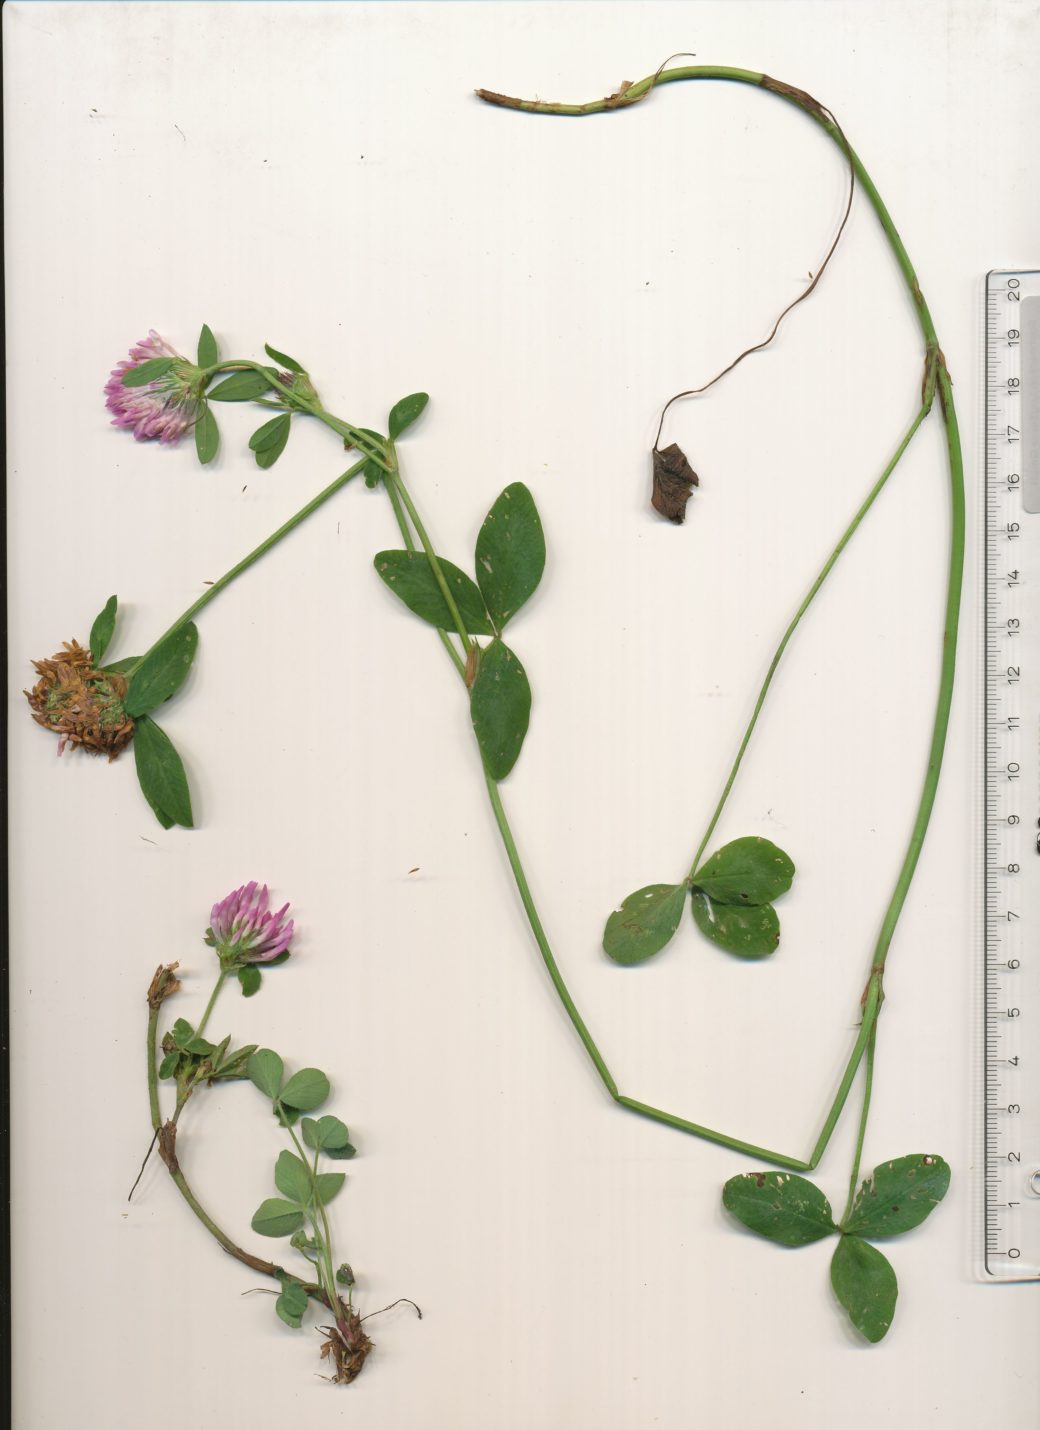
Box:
[6,1,1039,1426]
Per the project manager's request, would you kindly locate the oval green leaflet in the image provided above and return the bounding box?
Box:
[125,623,199,718]
[603,883,686,966]
[722,1171,836,1247]
[692,836,794,906]
[474,483,546,630]
[88,595,118,665]
[469,639,532,781]
[133,715,193,829]
[374,550,493,635]
[691,890,780,958]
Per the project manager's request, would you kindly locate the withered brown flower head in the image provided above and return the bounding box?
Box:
[25,639,134,759]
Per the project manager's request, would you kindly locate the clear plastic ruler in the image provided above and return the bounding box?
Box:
[981,269,1040,1280]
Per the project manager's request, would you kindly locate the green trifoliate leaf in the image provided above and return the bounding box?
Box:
[693,836,795,906]
[602,883,687,966]
[171,1018,195,1049]
[184,1035,215,1056]
[843,1154,951,1239]
[722,1171,836,1247]
[301,1115,352,1152]
[88,595,118,665]
[194,403,219,465]
[237,965,262,997]
[264,342,304,374]
[124,624,198,717]
[197,324,219,367]
[324,1141,357,1161]
[373,551,494,635]
[249,412,292,469]
[122,357,175,387]
[209,1042,258,1081]
[469,638,532,781]
[158,1051,180,1080]
[208,369,273,402]
[274,1150,313,1206]
[388,392,429,440]
[133,715,193,829]
[247,1048,284,1100]
[275,1277,309,1329]
[314,1172,346,1206]
[474,483,546,630]
[280,1067,331,1112]
[290,1230,320,1254]
[251,1198,305,1239]
[830,1235,898,1342]
[691,890,779,958]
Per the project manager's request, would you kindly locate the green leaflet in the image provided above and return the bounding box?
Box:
[693,836,794,906]
[275,1278,309,1329]
[124,624,198,717]
[388,392,429,440]
[264,342,305,373]
[249,413,292,469]
[197,324,219,367]
[274,1150,313,1205]
[194,403,219,465]
[237,965,262,997]
[103,656,140,676]
[247,1048,285,1100]
[208,369,273,401]
[301,1115,352,1152]
[314,1172,346,1206]
[374,550,494,635]
[843,1154,951,1239]
[279,1067,331,1112]
[830,1236,898,1343]
[251,1198,305,1239]
[133,715,193,829]
[691,890,780,958]
[722,1171,836,1247]
[474,483,545,630]
[469,639,531,781]
[602,883,687,966]
[88,595,118,665]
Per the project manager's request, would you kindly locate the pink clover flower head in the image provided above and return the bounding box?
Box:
[105,330,204,445]
[205,881,295,968]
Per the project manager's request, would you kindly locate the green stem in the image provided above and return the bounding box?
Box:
[284,1118,343,1323]
[195,970,226,1041]
[841,1022,878,1224]
[125,456,368,678]
[388,466,475,654]
[409,66,963,1169]
[384,471,467,677]
[687,400,930,879]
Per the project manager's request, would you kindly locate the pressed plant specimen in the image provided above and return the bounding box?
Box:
[140,882,418,1383]
[36,60,962,1343]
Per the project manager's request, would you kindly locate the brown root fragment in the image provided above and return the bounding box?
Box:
[318,1312,374,1384]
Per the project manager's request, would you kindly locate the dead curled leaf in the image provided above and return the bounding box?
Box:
[651,443,700,524]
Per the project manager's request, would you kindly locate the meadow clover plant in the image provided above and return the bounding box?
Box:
[140,883,418,1383]
[39,61,963,1345]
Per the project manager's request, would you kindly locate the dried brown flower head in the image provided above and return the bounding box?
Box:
[25,639,134,758]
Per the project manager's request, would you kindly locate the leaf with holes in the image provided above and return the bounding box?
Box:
[469,639,531,781]
[693,836,794,906]
[722,1171,836,1247]
[603,883,686,966]
[843,1154,951,1239]
[691,891,780,958]
[474,483,545,630]
[831,1235,898,1342]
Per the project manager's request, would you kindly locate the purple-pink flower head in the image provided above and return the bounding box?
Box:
[105,331,204,445]
[205,882,294,969]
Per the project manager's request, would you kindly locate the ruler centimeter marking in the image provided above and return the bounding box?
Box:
[982,269,1040,1281]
